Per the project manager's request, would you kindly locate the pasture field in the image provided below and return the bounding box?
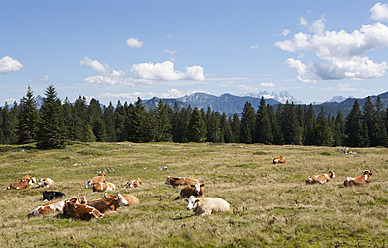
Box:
[0,142,387,247]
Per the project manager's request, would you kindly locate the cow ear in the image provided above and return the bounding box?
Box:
[190,185,195,188]
[195,199,200,203]
[200,184,205,187]
[185,198,189,202]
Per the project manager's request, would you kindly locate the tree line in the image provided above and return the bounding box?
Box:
[0,85,387,149]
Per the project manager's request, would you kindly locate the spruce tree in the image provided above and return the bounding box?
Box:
[126,98,152,142]
[231,114,240,143]
[186,107,207,142]
[114,100,127,142]
[155,100,173,142]
[271,104,284,145]
[316,106,333,146]
[88,98,107,142]
[103,102,117,142]
[362,96,377,146]
[16,86,38,144]
[1,102,17,144]
[375,96,387,146]
[239,101,255,144]
[303,104,317,145]
[255,97,272,144]
[36,85,66,149]
[206,111,222,143]
[345,100,363,147]
[333,110,345,146]
[280,101,301,145]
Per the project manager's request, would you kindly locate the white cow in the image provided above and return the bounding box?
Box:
[186,196,230,216]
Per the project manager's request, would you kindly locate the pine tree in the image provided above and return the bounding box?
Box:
[362,96,377,146]
[239,101,255,144]
[231,114,240,143]
[126,98,152,142]
[271,104,284,145]
[255,97,272,144]
[16,86,38,144]
[333,110,345,146]
[186,107,207,142]
[375,96,387,146]
[303,104,317,145]
[114,100,127,142]
[206,111,222,143]
[88,98,107,142]
[316,107,333,146]
[36,85,66,149]
[280,101,301,145]
[1,102,18,144]
[103,102,117,142]
[345,100,363,147]
[73,96,95,142]
[155,100,173,142]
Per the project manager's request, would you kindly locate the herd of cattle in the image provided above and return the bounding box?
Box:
[4,155,373,220]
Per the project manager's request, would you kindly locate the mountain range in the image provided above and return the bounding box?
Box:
[143,91,388,117]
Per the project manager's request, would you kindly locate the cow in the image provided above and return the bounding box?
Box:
[42,191,66,201]
[344,170,372,187]
[123,178,142,189]
[179,182,205,199]
[38,178,54,188]
[63,197,103,221]
[103,193,140,206]
[91,173,106,183]
[87,194,129,213]
[306,170,335,185]
[5,178,31,190]
[28,197,87,218]
[21,175,37,185]
[186,196,230,216]
[273,156,286,164]
[85,181,116,193]
[164,176,201,188]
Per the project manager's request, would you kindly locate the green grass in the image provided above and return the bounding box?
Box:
[0,142,387,247]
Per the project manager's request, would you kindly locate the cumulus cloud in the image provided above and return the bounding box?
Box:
[131,61,205,81]
[126,37,143,48]
[370,2,388,21]
[80,58,205,86]
[0,56,23,74]
[275,15,388,82]
[260,82,275,87]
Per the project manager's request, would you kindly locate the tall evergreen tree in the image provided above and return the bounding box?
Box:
[345,100,363,147]
[271,104,284,145]
[126,98,152,142]
[103,102,117,142]
[255,97,272,144]
[239,101,255,144]
[114,100,127,142]
[88,98,107,142]
[186,107,207,142]
[155,100,173,142]
[16,86,38,144]
[333,110,345,146]
[222,114,234,143]
[36,85,66,149]
[316,107,333,146]
[73,96,95,142]
[362,96,378,147]
[280,101,301,145]
[303,104,317,145]
[206,111,222,143]
[231,114,240,143]
[375,96,387,146]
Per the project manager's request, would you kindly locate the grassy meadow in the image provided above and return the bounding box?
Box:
[0,142,387,247]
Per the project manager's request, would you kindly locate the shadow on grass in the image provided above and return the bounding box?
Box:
[172,214,193,220]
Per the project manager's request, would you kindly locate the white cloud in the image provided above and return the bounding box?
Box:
[370,2,388,21]
[276,17,388,82]
[282,29,290,37]
[39,75,50,83]
[260,82,275,87]
[131,61,205,81]
[249,44,260,49]
[126,37,143,48]
[81,58,205,86]
[238,84,259,92]
[299,17,308,26]
[0,56,23,74]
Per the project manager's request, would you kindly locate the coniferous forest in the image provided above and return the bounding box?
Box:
[1,85,388,149]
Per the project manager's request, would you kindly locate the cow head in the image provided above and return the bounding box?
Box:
[329,170,335,179]
[190,183,204,194]
[186,196,200,211]
[85,181,93,189]
[362,170,372,176]
[164,176,172,185]
[117,194,129,206]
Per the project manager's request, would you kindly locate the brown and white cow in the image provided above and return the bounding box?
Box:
[63,197,103,221]
[21,175,37,185]
[179,182,205,199]
[123,178,142,189]
[5,178,31,190]
[306,170,335,185]
[85,181,116,193]
[273,156,286,164]
[186,196,230,216]
[344,170,372,187]
[38,178,54,188]
[28,197,87,218]
[87,194,129,213]
[164,176,201,188]
[103,193,140,206]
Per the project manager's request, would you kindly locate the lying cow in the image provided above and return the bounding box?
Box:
[89,173,106,184]
[28,197,87,218]
[179,183,205,199]
[63,197,103,221]
[87,194,128,213]
[21,175,37,185]
[103,193,139,206]
[85,181,116,193]
[38,178,54,188]
[123,178,142,189]
[42,191,66,201]
[165,176,201,188]
[306,170,335,185]
[344,170,372,187]
[186,196,230,216]
[273,156,286,164]
[5,178,31,190]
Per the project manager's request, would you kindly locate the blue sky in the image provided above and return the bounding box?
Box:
[1,0,388,105]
